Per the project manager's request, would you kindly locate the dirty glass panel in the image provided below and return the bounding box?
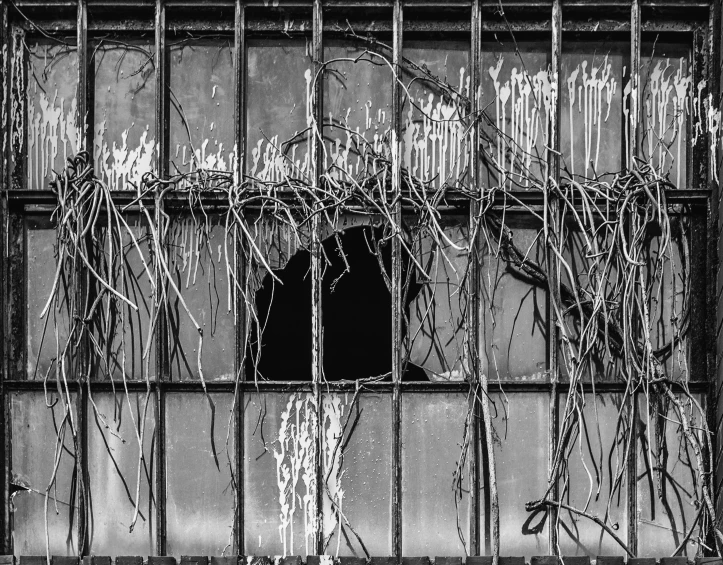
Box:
[322,393,392,556]
[27,216,71,380]
[402,393,470,555]
[561,37,627,180]
[11,391,78,556]
[323,39,393,181]
[166,392,236,556]
[27,40,78,190]
[480,39,553,190]
[94,39,155,191]
[557,393,629,556]
[246,39,312,181]
[642,216,691,383]
[640,39,691,188]
[321,220,392,381]
[479,215,547,381]
[245,219,313,381]
[244,392,317,556]
[637,393,703,557]
[168,216,235,381]
[88,392,156,555]
[402,41,470,189]
[492,393,549,557]
[407,215,469,381]
[558,224,622,383]
[169,39,235,179]
[94,216,155,381]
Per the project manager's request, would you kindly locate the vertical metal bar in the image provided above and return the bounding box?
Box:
[469,0,482,556]
[233,0,245,553]
[707,0,721,552]
[9,24,26,190]
[392,1,403,560]
[0,1,7,551]
[154,0,167,556]
[77,0,87,152]
[630,0,640,168]
[627,2,641,556]
[692,25,707,190]
[75,2,90,554]
[548,0,562,555]
[311,0,324,555]
[155,0,167,180]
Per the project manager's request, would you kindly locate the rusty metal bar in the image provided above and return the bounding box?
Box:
[154,0,167,556]
[233,0,245,552]
[311,0,324,555]
[392,0,403,559]
[0,0,8,550]
[626,1,640,556]
[469,0,482,556]
[706,0,721,552]
[548,0,562,555]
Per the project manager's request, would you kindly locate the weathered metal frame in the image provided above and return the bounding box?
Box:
[0,0,719,559]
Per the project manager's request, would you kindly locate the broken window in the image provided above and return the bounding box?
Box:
[2,3,717,562]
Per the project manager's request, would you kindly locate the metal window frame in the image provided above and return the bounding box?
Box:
[0,0,719,559]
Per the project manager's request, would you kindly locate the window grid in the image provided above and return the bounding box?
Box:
[0,0,717,559]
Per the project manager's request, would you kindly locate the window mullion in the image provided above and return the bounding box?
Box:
[392,1,403,560]
[312,0,324,555]
[1,0,10,553]
[234,0,245,555]
[548,0,562,555]
[627,1,641,557]
[154,0,167,556]
[469,0,482,556]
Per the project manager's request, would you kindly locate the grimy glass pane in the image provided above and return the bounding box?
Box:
[322,393,392,556]
[244,392,317,556]
[246,39,312,181]
[561,37,627,179]
[407,216,469,381]
[637,393,703,557]
[492,393,548,557]
[27,217,71,380]
[94,39,155,191]
[403,41,470,188]
[27,40,78,190]
[88,392,156,555]
[11,391,78,556]
[166,392,236,556]
[643,216,690,383]
[168,216,235,381]
[170,39,235,178]
[479,216,547,381]
[402,393,470,555]
[559,227,622,383]
[640,39,691,188]
[558,393,629,556]
[480,39,553,189]
[323,40,392,180]
[94,217,154,381]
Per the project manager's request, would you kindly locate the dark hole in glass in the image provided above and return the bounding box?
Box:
[245,225,426,381]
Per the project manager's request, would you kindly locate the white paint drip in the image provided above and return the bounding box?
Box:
[637,58,692,187]
[565,56,617,178]
[270,393,347,556]
[27,89,78,190]
[402,67,470,189]
[487,57,557,189]
[94,120,156,191]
